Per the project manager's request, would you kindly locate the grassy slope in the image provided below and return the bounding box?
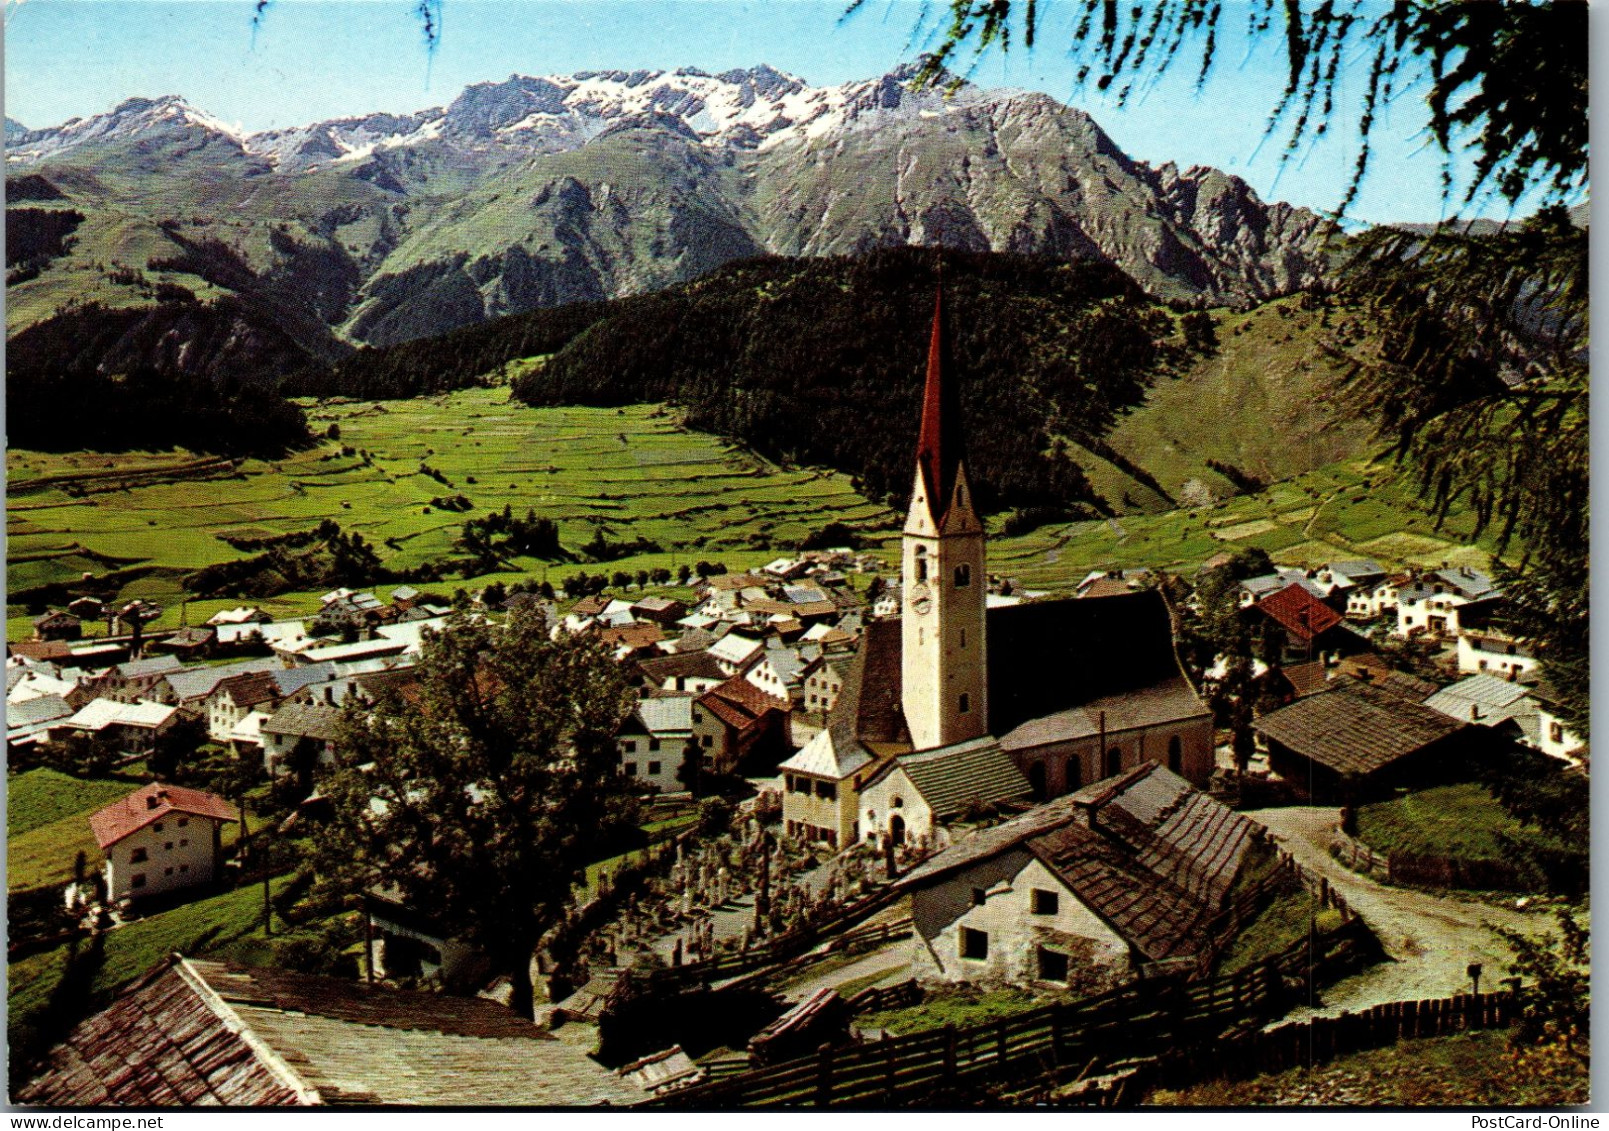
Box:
[1355,783,1532,860]
[1148,1030,1588,1107]
[1073,297,1377,513]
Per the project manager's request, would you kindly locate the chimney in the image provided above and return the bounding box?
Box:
[1471,704,1484,722]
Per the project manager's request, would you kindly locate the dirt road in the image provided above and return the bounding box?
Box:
[1245,806,1552,1020]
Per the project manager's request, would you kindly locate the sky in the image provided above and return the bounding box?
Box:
[2,0,1583,225]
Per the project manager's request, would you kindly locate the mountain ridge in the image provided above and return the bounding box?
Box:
[7,65,1335,348]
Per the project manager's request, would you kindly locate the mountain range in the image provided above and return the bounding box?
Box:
[6,65,1335,352]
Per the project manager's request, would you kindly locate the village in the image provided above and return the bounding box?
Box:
[7,296,1588,1108]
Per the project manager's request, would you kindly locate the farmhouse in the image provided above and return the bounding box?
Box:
[17,956,645,1107]
[780,294,1212,848]
[893,763,1259,991]
[54,698,179,754]
[88,783,237,904]
[617,697,694,792]
[1253,583,1355,664]
[261,701,345,776]
[32,610,82,641]
[693,676,790,773]
[1254,680,1482,803]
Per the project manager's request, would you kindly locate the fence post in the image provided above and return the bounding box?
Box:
[996,1017,1008,1068]
[884,1032,897,1103]
[943,1022,958,1080]
[815,1043,834,1107]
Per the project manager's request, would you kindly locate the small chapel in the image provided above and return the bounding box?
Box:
[778,292,1215,850]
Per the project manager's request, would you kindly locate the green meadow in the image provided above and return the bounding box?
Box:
[7,386,1498,641]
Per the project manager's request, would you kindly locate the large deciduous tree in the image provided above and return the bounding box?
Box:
[314,609,639,1016]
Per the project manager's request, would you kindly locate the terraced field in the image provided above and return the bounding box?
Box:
[6,389,900,639]
[8,388,1499,641]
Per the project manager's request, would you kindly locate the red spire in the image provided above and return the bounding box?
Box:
[915,287,966,526]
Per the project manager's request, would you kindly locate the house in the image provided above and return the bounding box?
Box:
[151,625,217,662]
[1532,683,1586,765]
[149,657,287,711]
[692,677,790,774]
[1076,569,1152,599]
[801,655,852,715]
[1424,674,1541,744]
[88,783,237,904]
[706,631,764,675]
[1454,604,1539,679]
[90,655,184,704]
[389,584,421,610]
[67,596,108,622]
[7,694,75,750]
[1346,572,1411,620]
[261,701,345,776]
[778,293,1214,850]
[207,667,337,741]
[1253,583,1356,664]
[744,642,818,705]
[617,697,695,792]
[596,621,665,661]
[17,956,647,1107]
[1254,680,1484,803]
[1238,569,1324,608]
[632,651,729,696]
[207,606,271,627]
[893,763,1259,991]
[54,698,180,754]
[1395,568,1502,639]
[1314,560,1386,597]
[857,735,1031,848]
[32,610,82,641]
[630,595,688,627]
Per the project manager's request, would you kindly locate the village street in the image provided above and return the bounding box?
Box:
[1246,807,1551,1022]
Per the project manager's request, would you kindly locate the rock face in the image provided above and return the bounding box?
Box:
[8,65,1334,346]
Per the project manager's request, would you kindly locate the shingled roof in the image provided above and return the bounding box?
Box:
[88,784,238,850]
[18,957,647,1107]
[891,737,1031,819]
[1257,583,1343,643]
[1255,680,1471,776]
[899,764,1257,962]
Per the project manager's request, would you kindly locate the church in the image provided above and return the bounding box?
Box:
[778,293,1215,849]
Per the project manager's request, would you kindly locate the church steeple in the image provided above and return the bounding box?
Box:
[915,289,967,529]
[901,287,988,752]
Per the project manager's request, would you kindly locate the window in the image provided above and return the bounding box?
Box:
[1030,889,1059,915]
[1105,747,1123,777]
[179,864,189,874]
[165,842,174,852]
[130,847,148,863]
[815,780,837,801]
[131,874,146,889]
[1551,722,1566,743]
[649,738,662,752]
[914,548,929,583]
[625,763,638,777]
[648,761,662,775]
[179,838,188,848]
[692,711,702,724]
[177,818,189,828]
[959,693,971,714]
[960,927,989,961]
[1037,947,1070,983]
[165,867,174,876]
[622,740,637,754]
[152,823,164,833]
[971,887,987,906]
[703,735,714,748]
[954,564,971,587]
[959,628,966,648]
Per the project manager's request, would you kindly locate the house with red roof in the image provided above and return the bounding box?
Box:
[692,676,790,774]
[89,783,238,904]
[1254,582,1357,663]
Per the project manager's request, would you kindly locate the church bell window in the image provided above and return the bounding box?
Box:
[954,563,971,587]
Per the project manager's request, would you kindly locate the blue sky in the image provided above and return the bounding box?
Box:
[3,0,1578,224]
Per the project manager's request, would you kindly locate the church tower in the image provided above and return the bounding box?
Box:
[901,290,989,752]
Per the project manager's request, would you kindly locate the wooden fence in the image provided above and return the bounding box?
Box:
[1330,829,1530,891]
[654,917,1379,1108]
[846,978,922,1018]
[643,891,906,993]
[1157,991,1518,1091]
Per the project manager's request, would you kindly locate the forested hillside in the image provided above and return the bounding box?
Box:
[511,249,1177,515]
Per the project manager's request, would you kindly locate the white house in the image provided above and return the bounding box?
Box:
[1456,628,1539,679]
[892,763,1259,992]
[89,783,237,904]
[260,701,344,776]
[706,632,764,676]
[54,698,179,754]
[617,696,694,792]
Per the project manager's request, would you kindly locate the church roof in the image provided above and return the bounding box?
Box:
[915,289,967,527]
[890,737,1030,818]
[985,590,1207,740]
